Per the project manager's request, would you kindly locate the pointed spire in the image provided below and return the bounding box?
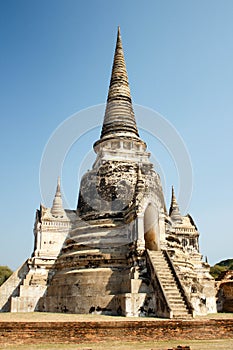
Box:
[98,27,139,142]
[169,186,182,223]
[51,177,65,217]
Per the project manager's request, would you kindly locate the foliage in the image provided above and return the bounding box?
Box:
[0,265,13,286]
[210,259,233,279]
[216,259,233,269]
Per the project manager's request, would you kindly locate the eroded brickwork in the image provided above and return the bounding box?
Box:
[0,320,233,345]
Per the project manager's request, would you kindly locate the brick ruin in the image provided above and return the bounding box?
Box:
[0,28,217,318]
[216,270,233,312]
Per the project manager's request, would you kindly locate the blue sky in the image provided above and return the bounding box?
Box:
[0,0,233,269]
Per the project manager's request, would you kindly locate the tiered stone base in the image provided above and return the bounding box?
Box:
[38,245,152,316]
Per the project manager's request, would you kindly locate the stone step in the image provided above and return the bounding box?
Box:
[161,283,178,288]
[170,305,188,311]
[150,256,167,260]
[166,296,182,301]
[150,262,167,267]
[155,268,171,273]
[161,282,179,288]
[164,289,182,295]
[166,294,183,300]
[166,295,182,301]
[168,297,185,305]
[168,298,186,304]
[171,304,189,310]
[158,278,175,282]
[156,271,172,276]
[159,279,177,284]
[157,270,174,274]
[165,289,180,293]
[172,309,190,315]
[173,311,190,316]
[173,312,192,316]
[161,283,177,288]
[155,267,172,272]
[165,292,182,298]
[163,286,180,292]
[155,270,174,276]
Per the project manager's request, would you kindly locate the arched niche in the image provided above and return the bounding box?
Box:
[144,203,160,251]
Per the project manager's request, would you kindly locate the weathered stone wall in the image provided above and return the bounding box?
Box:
[37,248,155,317]
[217,281,233,312]
[0,319,233,345]
[38,266,132,314]
[78,161,139,217]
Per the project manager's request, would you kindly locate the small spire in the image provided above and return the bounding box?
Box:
[57,176,61,192]
[169,186,182,223]
[51,177,65,217]
[97,27,140,142]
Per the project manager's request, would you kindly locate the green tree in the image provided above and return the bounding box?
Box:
[0,266,13,286]
[210,258,233,279]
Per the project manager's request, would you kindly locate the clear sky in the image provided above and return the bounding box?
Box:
[0,0,233,269]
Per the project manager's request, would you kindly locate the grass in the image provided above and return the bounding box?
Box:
[0,339,233,350]
[0,312,165,322]
[0,312,233,322]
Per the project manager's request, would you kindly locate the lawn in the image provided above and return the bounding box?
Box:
[0,339,233,350]
[0,312,233,322]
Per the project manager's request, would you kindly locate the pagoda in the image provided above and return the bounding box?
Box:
[0,28,216,318]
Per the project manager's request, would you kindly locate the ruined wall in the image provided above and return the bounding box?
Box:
[217,280,233,312]
[1,319,233,345]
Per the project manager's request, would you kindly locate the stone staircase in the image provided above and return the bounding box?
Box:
[0,260,29,312]
[147,250,193,319]
[10,268,50,312]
